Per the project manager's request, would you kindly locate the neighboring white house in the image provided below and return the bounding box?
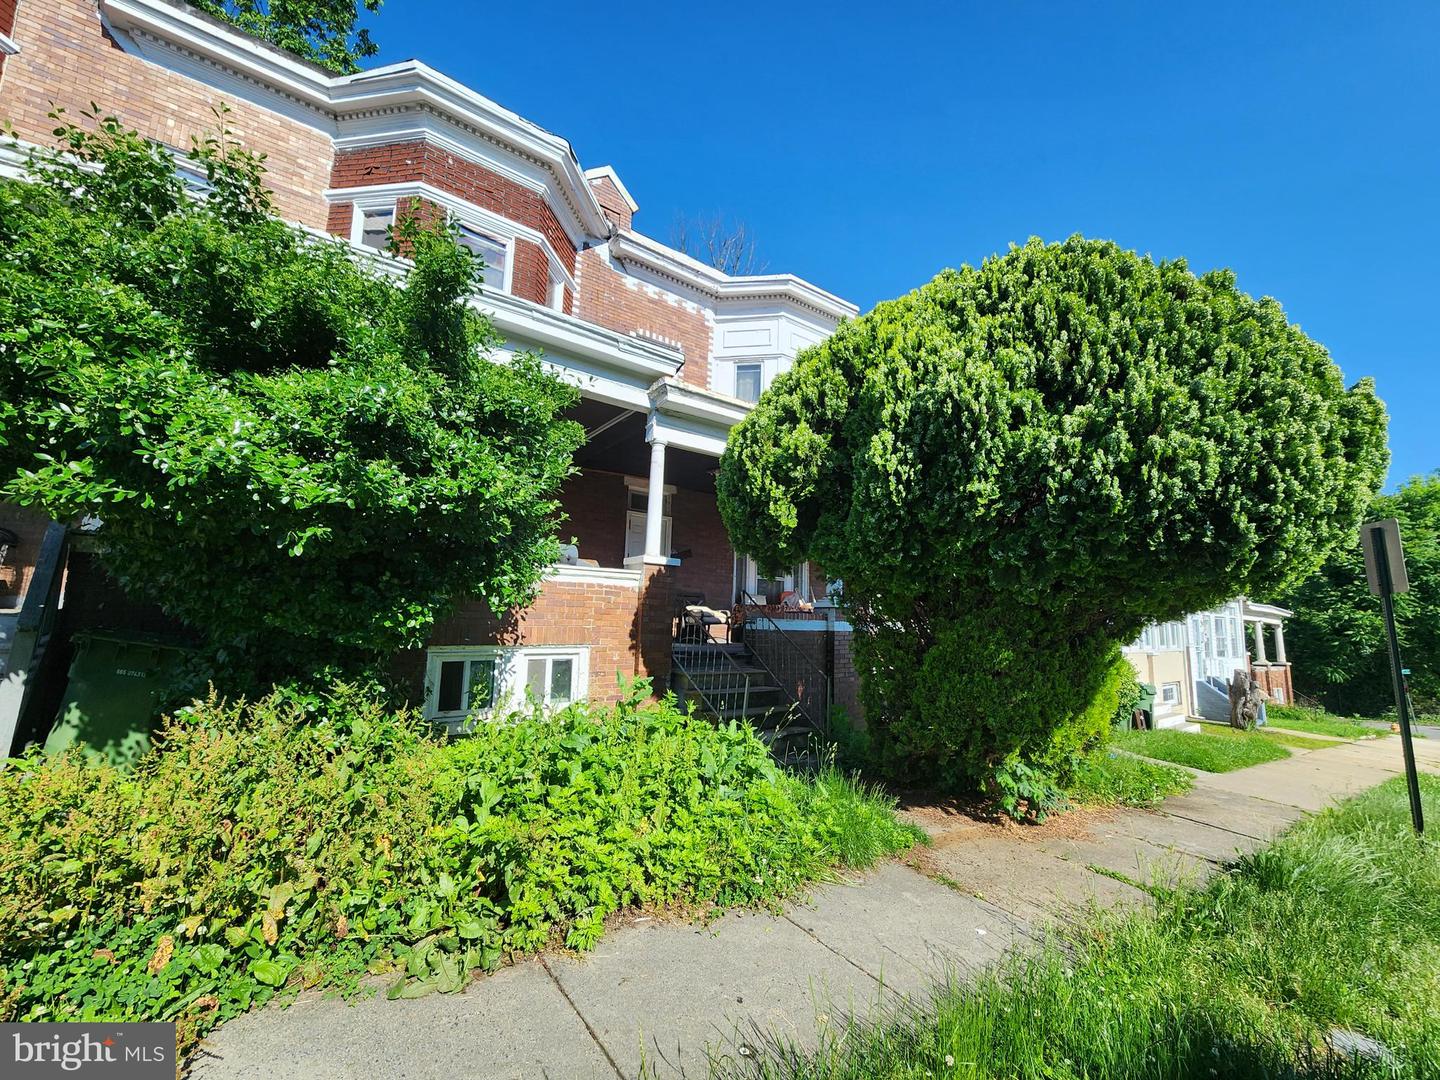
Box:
[1125,598,1287,726]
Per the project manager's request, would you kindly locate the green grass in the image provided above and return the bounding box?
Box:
[713,775,1440,1080]
[1112,724,1292,772]
[1268,703,1388,740]
[797,770,929,867]
[1064,748,1194,808]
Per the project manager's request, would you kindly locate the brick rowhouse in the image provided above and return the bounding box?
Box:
[0,0,861,728]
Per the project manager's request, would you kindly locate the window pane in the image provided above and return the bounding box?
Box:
[469,658,497,712]
[457,225,506,289]
[628,490,647,512]
[526,657,547,703]
[437,660,465,713]
[735,364,762,403]
[361,206,394,250]
[550,659,574,704]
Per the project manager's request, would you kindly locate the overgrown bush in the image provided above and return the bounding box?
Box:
[718,237,1388,803]
[0,682,919,1056]
[0,110,582,690]
[1111,662,1144,728]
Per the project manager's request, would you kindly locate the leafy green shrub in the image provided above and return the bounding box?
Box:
[0,682,917,1055]
[1111,663,1144,729]
[0,110,581,690]
[718,237,1387,799]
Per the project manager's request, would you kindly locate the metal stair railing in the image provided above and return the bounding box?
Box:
[671,642,751,722]
[738,593,832,734]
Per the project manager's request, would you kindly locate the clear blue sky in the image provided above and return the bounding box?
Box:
[368,1,1437,489]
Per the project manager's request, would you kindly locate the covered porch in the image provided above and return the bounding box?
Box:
[1243,599,1295,704]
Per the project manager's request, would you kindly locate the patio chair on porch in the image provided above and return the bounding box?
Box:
[675,591,731,644]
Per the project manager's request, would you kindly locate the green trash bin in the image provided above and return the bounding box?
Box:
[43,631,191,766]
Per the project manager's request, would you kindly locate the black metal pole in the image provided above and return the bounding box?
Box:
[1372,524,1424,835]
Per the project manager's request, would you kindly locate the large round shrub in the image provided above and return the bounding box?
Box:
[718,237,1388,795]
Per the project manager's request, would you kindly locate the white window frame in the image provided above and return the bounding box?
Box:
[350,198,398,252]
[623,478,674,561]
[1159,682,1181,707]
[424,645,590,724]
[734,361,764,403]
[743,556,808,602]
[521,647,587,710]
[455,221,514,295]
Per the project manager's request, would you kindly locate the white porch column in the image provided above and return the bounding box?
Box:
[1252,620,1268,664]
[644,437,667,558]
[1273,622,1287,664]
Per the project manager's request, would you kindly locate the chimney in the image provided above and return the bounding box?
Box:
[584,166,638,231]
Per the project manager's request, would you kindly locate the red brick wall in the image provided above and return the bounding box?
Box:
[587,174,632,230]
[833,630,863,726]
[328,140,578,305]
[511,239,549,307]
[424,577,647,706]
[636,564,674,693]
[558,470,627,568]
[326,200,353,237]
[575,248,712,387]
[1253,663,1294,707]
[0,0,334,227]
[0,503,53,609]
[671,486,734,609]
[0,0,17,78]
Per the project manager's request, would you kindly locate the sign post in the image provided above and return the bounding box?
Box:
[1361,518,1423,835]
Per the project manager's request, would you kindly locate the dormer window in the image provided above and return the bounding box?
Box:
[358,204,394,251]
[457,224,508,291]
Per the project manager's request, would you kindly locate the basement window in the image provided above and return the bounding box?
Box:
[1160,682,1181,707]
[427,649,499,722]
[425,646,589,725]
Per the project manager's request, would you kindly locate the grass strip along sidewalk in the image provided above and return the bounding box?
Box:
[717,775,1440,1080]
[1112,724,1294,772]
[1267,704,1389,741]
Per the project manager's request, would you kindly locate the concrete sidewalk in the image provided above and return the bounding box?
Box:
[191,734,1440,1080]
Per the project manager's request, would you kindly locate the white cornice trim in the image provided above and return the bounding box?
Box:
[649,378,750,429]
[326,64,612,242]
[0,142,27,180]
[583,165,638,213]
[609,230,858,322]
[97,0,614,243]
[481,287,682,381]
[0,31,20,55]
[326,180,576,289]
